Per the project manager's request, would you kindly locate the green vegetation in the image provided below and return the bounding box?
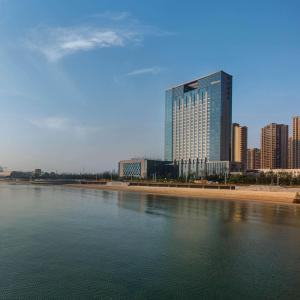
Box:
[9,170,300,186]
[10,171,119,181]
[227,172,300,186]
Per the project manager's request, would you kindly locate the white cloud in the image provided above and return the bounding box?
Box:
[24,12,173,62]
[90,11,131,21]
[29,116,68,130]
[127,66,164,76]
[26,25,140,62]
[28,116,102,136]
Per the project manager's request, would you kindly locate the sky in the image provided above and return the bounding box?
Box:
[0,0,299,172]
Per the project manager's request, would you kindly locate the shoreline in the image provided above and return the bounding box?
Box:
[1,181,299,206]
[67,183,299,206]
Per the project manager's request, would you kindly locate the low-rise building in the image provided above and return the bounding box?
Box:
[258,169,300,177]
[34,169,42,177]
[176,159,242,178]
[118,159,176,179]
[0,171,12,178]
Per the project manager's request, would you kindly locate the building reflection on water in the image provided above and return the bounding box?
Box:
[115,189,300,295]
[115,190,300,227]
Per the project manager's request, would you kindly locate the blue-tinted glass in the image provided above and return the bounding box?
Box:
[164,90,173,161]
[164,71,232,170]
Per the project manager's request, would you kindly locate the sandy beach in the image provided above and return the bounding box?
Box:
[67,184,300,206]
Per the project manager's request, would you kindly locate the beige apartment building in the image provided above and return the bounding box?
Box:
[260,123,288,169]
[292,116,300,168]
[247,148,261,170]
[231,123,248,170]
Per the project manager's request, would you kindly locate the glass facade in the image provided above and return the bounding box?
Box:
[164,71,232,177]
[119,159,177,179]
[122,162,142,177]
[164,90,173,161]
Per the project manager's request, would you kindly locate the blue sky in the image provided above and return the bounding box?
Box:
[0,0,299,172]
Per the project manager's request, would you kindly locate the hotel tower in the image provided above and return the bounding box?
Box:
[164,71,232,177]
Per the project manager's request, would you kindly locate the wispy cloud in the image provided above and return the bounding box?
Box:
[26,25,139,62]
[29,116,69,130]
[127,66,164,76]
[28,116,102,136]
[24,12,173,62]
[90,11,131,21]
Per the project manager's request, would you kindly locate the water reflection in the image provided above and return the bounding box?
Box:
[116,190,300,227]
[1,184,300,299]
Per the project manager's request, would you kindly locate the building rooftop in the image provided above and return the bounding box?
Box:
[166,70,232,91]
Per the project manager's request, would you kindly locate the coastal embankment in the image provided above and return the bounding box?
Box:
[67,183,300,205]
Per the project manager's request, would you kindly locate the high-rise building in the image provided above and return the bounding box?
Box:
[247,148,261,170]
[260,123,288,169]
[288,136,293,169]
[292,116,300,168]
[231,123,248,170]
[164,71,232,177]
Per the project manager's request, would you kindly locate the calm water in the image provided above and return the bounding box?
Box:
[1,184,300,299]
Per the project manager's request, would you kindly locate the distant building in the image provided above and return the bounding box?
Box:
[10,171,32,179]
[288,136,293,169]
[259,169,300,177]
[0,171,12,178]
[292,116,300,168]
[118,159,176,179]
[260,123,288,169]
[247,148,261,170]
[34,169,42,177]
[164,71,232,177]
[231,123,248,170]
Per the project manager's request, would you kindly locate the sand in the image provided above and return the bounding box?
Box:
[67,184,299,206]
